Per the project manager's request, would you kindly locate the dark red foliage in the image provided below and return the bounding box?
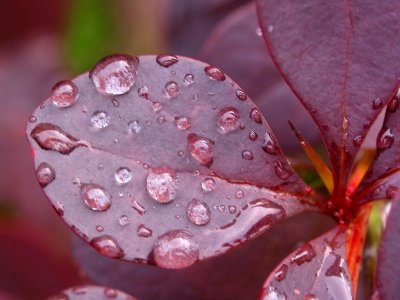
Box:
[48,285,138,300]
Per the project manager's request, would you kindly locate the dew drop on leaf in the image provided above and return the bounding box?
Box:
[91,111,110,128]
[51,80,79,108]
[377,128,394,150]
[184,73,195,85]
[187,199,211,226]
[291,243,316,265]
[242,150,254,160]
[274,161,292,180]
[352,135,364,146]
[250,108,262,124]
[187,134,214,166]
[274,264,288,282]
[89,54,138,95]
[263,132,278,154]
[104,288,117,299]
[175,116,191,130]
[204,65,226,81]
[164,81,179,98]
[80,183,111,211]
[118,215,130,226]
[90,235,124,258]
[217,107,240,134]
[138,86,149,98]
[388,97,400,112]
[201,178,216,192]
[249,130,258,141]
[137,224,152,237]
[156,54,179,67]
[235,189,244,199]
[372,97,383,110]
[262,286,287,300]
[127,120,141,134]
[114,167,132,184]
[153,230,199,269]
[146,167,178,204]
[36,162,55,187]
[235,89,247,101]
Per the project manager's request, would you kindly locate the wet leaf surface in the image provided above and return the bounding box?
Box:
[27,54,313,267]
[259,226,353,300]
[48,285,138,300]
[257,0,400,197]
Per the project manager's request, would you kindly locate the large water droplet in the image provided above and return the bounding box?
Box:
[91,111,110,128]
[36,162,55,187]
[187,134,214,166]
[81,183,111,211]
[262,286,287,300]
[204,65,226,81]
[156,54,179,67]
[146,167,178,203]
[263,132,278,154]
[51,80,79,108]
[175,116,191,130]
[184,74,195,85]
[201,178,216,192]
[274,161,292,180]
[377,128,394,150]
[30,123,83,154]
[164,81,179,98]
[153,230,199,269]
[217,107,240,134]
[187,199,211,226]
[127,120,141,134]
[90,54,138,95]
[291,243,316,265]
[115,167,132,184]
[250,108,262,124]
[137,224,152,237]
[274,264,288,281]
[90,235,124,258]
[242,150,254,160]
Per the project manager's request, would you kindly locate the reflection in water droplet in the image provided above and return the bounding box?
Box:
[164,81,179,98]
[115,167,132,184]
[29,115,37,123]
[184,73,195,85]
[127,121,141,135]
[235,189,244,199]
[137,224,152,237]
[352,135,364,146]
[201,178,216,192]
[187,199,211,226]
[146,167,178,203]
[156,54,179,67]
[36,162,55,187]
[274,264,288,281]
[188,134,214,166]
[90,235,124,258]
[51,80,79,108]
[157,115,166,124]
[81,183,111,211]
[30,123,83,154]
[242,150,254,160]
[249,130,258,141]
[250,108,262,124]
[303,294,319,300]
[291,243,316,265]
[236,89,247,101]
[204,66,226,81]
[90,54,138,95]
[228,205,237,214]
[377,128,394,150]
[96,225,104,232]
[175,116,191,130]
[262,286,287,300]
[263,132,278,154]
[217,107,240,134]
[104,288,117,299]
[274,161,292,180]
[138,86,149,98]
[118,215,130,226]
[91,111,111,128]
[153,230,199,269]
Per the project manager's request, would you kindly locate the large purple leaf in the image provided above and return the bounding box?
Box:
[200,3,321,154]
[27,54,313,268]
[257,0,400,197]
[375,198,400,300]
[48,285,138,300]
[259,226,353,299]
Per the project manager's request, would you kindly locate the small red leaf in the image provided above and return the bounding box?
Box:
[48,285,138,300]
[27,54,312,268]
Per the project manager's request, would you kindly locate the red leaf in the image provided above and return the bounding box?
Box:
[256,0,400,198]
[48,285,138,300]
[375,198,400,300]
[27,54,312,268]
[259,227,353,299]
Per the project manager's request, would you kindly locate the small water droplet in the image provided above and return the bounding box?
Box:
[235,189,244,199]
[137,224,152,237]
[157,115,166,124]
[217,107,240,134]
[235,89,247,101]
[118,215,130,226]
[175,116,191,130]
[177,151,184,157]
[115,167,132,184]
[187,199,211,226]
[30,123,83,154]
[228,205,237,214]
[29,115,37,123]
[127,120,141,134]
[201,178,216,192]
[111,98,119,107]
[372,97,383,110]
[36,162,55,187]
[263,132,278,154]
[156,54,179,67]
[388,96,400,113]
[152,101,163,112]
[96,225,104,232]
[249,130,258,141]
[132,200,146,215]
[263,286,287,300]
[184,73,195,85]
[352,135,364,146]
[291,243,316,265]
[104,288,117,299]
[377,128,394,150]
[91,111,110,128]
[250,108,262,124]
[90,54,138,95]
[51,80,79,108]
[153,230,199,269]
[138,86,149,98]
[303,294,318,300]
[255,27,263,36]
[274,161,292,180]
[187,134,214,166]
[218,205,226,212]
[386,186,398,199]
[204,65,226,81]
[268,25,274,33]
[81,183,111,211]
[164,81,179,98]
[274,264,288,281]
[242,150,254,160]
[146,167,178,203]
[90,235,124,258]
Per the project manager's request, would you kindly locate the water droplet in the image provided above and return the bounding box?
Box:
[127,120,141,134]
[274,264,288,281]
[118,215,130,226]
[386,186,398,199]
[104,288,117,299]
[36,162,55,187]
[51,80,79,108]
[90,54,138,95]
[201,178,216,192]
[372,97,383,110]
[80,183,111,211]
[96,225,104,232]
[187,199,211,226]
[152,101,163,112]
[250,108,262,124]
[156,54,179,67]
[388,97,400,113]
[352,135,364,146]
[235,189,244,199]
[184,73,195,85]
[90,235,124,258]
[187,134,214,166]
[153,230,199,269]
[157,115,166,124]
[263,132,278,154]
[274,161,292,180]
[262,286,287,300]
[91,111,110,128]
[137,224,152,237]
[132,200,146,215]
[138,86,149,98]
[177,151,184,157]
[29,115,37,123]
[268,25,274,33]
[303,294,318,300]
[235,89,247,101]
[377,128,394,150]
[217,107,240,134]
[242,150,254,160]
[146,167,178,203]
[249,130,258,141]
[164,81,179,98]
[115,167,132,184]
[291,243,316,265]
[204,65,226,81]
[111,98,119,107]
[175,116,191,130]
[30,123,83,154]
[228,205,237,214]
